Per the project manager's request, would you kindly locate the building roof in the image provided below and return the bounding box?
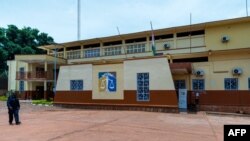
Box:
[39,16,250,50]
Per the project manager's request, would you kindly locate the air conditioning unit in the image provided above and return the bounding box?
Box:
[194,69,204,76]
[221,36,230,43]
[232,67,243,75]
[164,43,171,49]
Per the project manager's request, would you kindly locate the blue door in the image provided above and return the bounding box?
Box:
[178,89,187,109]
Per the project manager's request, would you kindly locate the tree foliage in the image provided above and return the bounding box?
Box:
[0,25,54,74]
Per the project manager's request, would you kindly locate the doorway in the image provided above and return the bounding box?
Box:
[35,86,44,99]
[174,80,187,111]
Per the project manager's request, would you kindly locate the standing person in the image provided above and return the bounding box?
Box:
[7,92,21,125]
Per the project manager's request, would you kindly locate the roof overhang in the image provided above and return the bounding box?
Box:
[15,55,67,64]
[170,63,192,74]
[37,17,250,51]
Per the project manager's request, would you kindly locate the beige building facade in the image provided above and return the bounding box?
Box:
[8,17,250,113]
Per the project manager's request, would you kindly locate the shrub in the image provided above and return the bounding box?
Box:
[32,99,53,105]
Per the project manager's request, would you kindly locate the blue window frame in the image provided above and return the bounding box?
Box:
[85,48,100,58]
[70,80,83,91]
[19,81,24,92]
[126,44,146,54]
[192,79,205,91]
[224,78,238,90]
[137,73,150,101]
[19,67,25,79]
[249,78,250,90]
[174,80,186,89]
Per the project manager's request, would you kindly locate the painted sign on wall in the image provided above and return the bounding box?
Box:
[98,72,116,92]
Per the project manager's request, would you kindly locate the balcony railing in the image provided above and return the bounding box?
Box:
[50,43,148,60]
[16,71,53,80]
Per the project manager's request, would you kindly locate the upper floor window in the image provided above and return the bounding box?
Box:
[224,78,238,90]
[126,43,146,54]
[104,46,122,56]
[70,80,83,91]
[174,80,186,89]
[85,48,100,58]
[192,79,205,91]
[67,51,81,59]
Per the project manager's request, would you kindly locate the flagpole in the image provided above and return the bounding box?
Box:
[247,0,249,16]
[189,13,192,53]
[150,21,156,56]
[116,26,127,59]
[77,0,81,40]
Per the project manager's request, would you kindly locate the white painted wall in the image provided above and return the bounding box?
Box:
[7,61,16,91]
[124,58,175,90]
[56,64,93,91]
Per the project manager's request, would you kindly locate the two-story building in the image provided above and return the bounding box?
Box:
[7,17,250,113]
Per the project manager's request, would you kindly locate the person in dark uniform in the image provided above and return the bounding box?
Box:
[7,93,21,125]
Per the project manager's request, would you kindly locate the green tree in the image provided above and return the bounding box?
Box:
[22,46,35,54]
[0,25,54,74]
[0,48,8,73]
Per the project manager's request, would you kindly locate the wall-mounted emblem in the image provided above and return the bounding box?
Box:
[98,72,116,92]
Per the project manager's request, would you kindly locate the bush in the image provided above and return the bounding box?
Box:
[0,95,7,101]
[32,99,53,106]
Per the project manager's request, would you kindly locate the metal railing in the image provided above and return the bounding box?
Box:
[16,71,53,80]
[50,42,148,60]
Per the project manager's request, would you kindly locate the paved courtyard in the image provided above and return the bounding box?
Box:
[1,101,250,141]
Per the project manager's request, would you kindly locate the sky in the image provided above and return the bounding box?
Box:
[0,0,249,43]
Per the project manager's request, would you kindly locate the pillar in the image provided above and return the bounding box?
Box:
[146,36,150,51]
[44,81,47,100]
[80,45,84,58]
[122,39,126,55]
[44,61,47,71]
[44,61,48,100]
[100,42,103,57]
[63,47,66,59]
[174,33,177,49]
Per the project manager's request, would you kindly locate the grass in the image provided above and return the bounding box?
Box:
[32,99,53,106]
[0,95,8,101]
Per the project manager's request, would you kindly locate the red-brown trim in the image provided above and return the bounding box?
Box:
[199,90,250,106]
[200,105,250,114]
[54,90,178,107]
[16,91,53,100]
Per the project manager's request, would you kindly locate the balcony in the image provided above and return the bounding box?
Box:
[16,71,53,80]
[49,42,148,60]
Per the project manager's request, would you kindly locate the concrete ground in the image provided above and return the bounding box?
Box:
[1,101,250,141]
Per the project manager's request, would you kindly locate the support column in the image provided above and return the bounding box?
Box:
[80,45,84,58]
[44,61,47,72]
[29,81,33,100]
[15,60,18,91]
[100,42,104,57]
[44,81,47,100]
[63,47,66,59]
[146,36,150,51]
[44,61,48,100]
[122,39,126,55]
[174,33,177,49]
